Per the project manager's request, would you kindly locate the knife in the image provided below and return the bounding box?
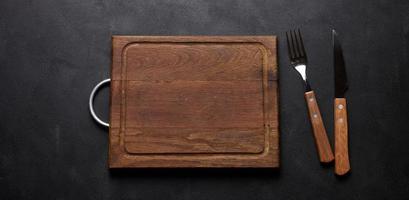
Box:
[333,29,350,175]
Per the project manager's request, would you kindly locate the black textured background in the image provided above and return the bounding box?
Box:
[1,0,409,199]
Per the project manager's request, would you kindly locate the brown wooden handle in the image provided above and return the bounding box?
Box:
[304,91,334,163]
[334,98,350,175]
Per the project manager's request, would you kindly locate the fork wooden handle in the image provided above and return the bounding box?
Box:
[304,91,334,163]
[334,98,350,175]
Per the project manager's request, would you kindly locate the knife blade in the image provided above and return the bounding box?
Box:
[334,30,348,98]
[333,29,350,175]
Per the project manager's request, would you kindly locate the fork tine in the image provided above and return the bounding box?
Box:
[297,29,306,58]
[294,30,303,57]
[289,30,295,58]
[286,32,292,59]
[290,30,299,58]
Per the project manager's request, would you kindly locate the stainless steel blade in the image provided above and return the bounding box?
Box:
[333,29,348,97]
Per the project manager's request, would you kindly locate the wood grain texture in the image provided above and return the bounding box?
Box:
[334,98,350,175]
[124,128,264,154]
[109,36,278,168]
[304,91,334,163]
[125,81,263,128]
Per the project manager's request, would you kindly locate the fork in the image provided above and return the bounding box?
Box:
[286,29,334,163]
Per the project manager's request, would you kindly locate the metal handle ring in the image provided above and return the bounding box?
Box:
[89,78,110,127]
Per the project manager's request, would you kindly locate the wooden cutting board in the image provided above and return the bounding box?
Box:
[109,36,278,168]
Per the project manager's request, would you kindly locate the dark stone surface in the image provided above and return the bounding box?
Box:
[1,0,409,199]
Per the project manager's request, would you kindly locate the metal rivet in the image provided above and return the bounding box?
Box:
[313,114,318,118]
[309,98,314,102]
[338,104,344,109]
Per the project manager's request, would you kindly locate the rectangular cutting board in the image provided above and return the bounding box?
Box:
[109,36,278,168]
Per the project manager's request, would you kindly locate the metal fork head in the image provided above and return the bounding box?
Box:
[286,29,307,65]
[286,29,310,90]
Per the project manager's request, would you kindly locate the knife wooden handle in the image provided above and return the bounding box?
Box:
[304,91,334,163]
[334,98,350,175]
